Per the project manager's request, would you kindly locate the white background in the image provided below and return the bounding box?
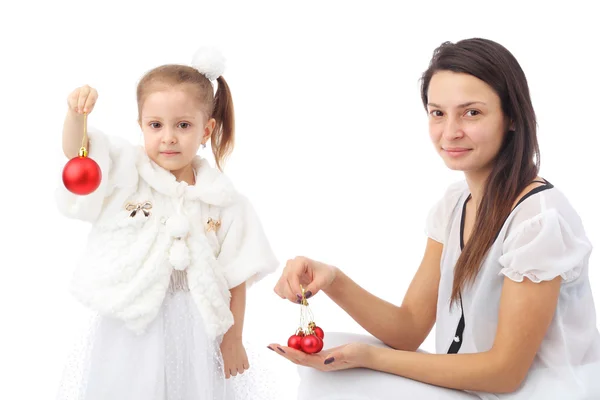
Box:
[0,0,598,398]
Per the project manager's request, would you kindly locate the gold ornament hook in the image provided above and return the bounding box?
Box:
[300,284,309,306]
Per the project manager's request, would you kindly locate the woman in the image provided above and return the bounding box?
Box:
[269,38,600,399]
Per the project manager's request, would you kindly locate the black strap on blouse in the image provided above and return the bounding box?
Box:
[446,179,554,354]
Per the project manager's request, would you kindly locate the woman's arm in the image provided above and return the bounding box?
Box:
[362,275,561,393]
[323,238,443,351]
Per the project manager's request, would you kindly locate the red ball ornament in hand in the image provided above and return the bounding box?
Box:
[62,113,101,195]
[63,149,101,195]
[287,334,303,351]
[315,335,324,352]
[286,285,326,354]
[313,326,325,340]
[301,335,322,354]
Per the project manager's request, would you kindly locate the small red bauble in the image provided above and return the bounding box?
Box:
[313,326,324,340]
[315,336,324,353]
[287,334,303,350]
[62,154,102,195]
[301,335,322,354]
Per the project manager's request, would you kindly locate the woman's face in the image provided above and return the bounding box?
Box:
[426,71,509,175]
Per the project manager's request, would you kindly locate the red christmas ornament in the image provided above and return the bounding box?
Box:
[287,334,303,350]
[301,335,321,354]
[286,285,326,354]
[62,113,101,195]
[313,326,325,340]
[63,153,102,195]
[315,335,324,352]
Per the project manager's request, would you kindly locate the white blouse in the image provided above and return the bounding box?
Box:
[426,180,600,398]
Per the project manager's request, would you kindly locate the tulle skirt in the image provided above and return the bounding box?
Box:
[56,287,287,400]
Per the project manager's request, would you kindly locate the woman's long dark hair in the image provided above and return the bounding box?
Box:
[420,38,540,304]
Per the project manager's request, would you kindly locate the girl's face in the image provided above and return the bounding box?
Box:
[426,71,509,176]
[139,86,214,177]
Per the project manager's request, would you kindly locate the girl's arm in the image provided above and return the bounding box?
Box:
[63,110,87,158]
[224,282,246,340]
[219,261,251,378]
[63,85,98,158]
[323,238,443,351]
[362,276,561,393]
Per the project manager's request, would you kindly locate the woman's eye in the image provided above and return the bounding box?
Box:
[465,110,480,117]
[430,110,443,117]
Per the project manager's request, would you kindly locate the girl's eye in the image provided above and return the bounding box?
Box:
[150,122,161,129]
[178,122,191,129]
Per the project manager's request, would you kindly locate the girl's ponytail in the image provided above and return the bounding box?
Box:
[211,76,235,171]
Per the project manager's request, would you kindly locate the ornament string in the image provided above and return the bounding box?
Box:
[300,285,315,334]
[79,113,89,157]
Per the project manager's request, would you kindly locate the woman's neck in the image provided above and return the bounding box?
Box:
[464,168,491,210]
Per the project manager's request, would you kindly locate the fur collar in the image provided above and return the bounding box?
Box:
[136,149,237,206]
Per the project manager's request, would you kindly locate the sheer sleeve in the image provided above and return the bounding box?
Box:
[498,208,592,283]
[425,181,467,244]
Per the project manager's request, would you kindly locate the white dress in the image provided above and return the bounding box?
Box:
[54,128,284,400]
[56,273,287,400]
[296,179,600,399]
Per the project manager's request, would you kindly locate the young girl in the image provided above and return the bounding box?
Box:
[55,47,279,399]
[270,38,600,399]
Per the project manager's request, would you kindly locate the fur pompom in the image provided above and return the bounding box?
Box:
[165,215,190,239]
[169,240,190,271]
[191,46,226,81]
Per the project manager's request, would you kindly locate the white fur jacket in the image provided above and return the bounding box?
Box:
[56,128,279,340]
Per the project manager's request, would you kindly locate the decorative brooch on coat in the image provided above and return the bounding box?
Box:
[205,217,221,232]
[125,201,153,217]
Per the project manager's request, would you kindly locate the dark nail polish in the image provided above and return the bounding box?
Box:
[277,347,286,353]
[267,346,274,351]
[324,357,335,365]
[296,298,302,304]
[306,291,312,299]
[296,294,302,299]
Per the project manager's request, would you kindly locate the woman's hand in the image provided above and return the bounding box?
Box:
[267,341,372,372]
[274,256,338,303]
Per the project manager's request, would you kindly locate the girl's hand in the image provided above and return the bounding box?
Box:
[67,84,98,114]
[274,256,338,304]
[267,341,371,372]
[220,337,249,379]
